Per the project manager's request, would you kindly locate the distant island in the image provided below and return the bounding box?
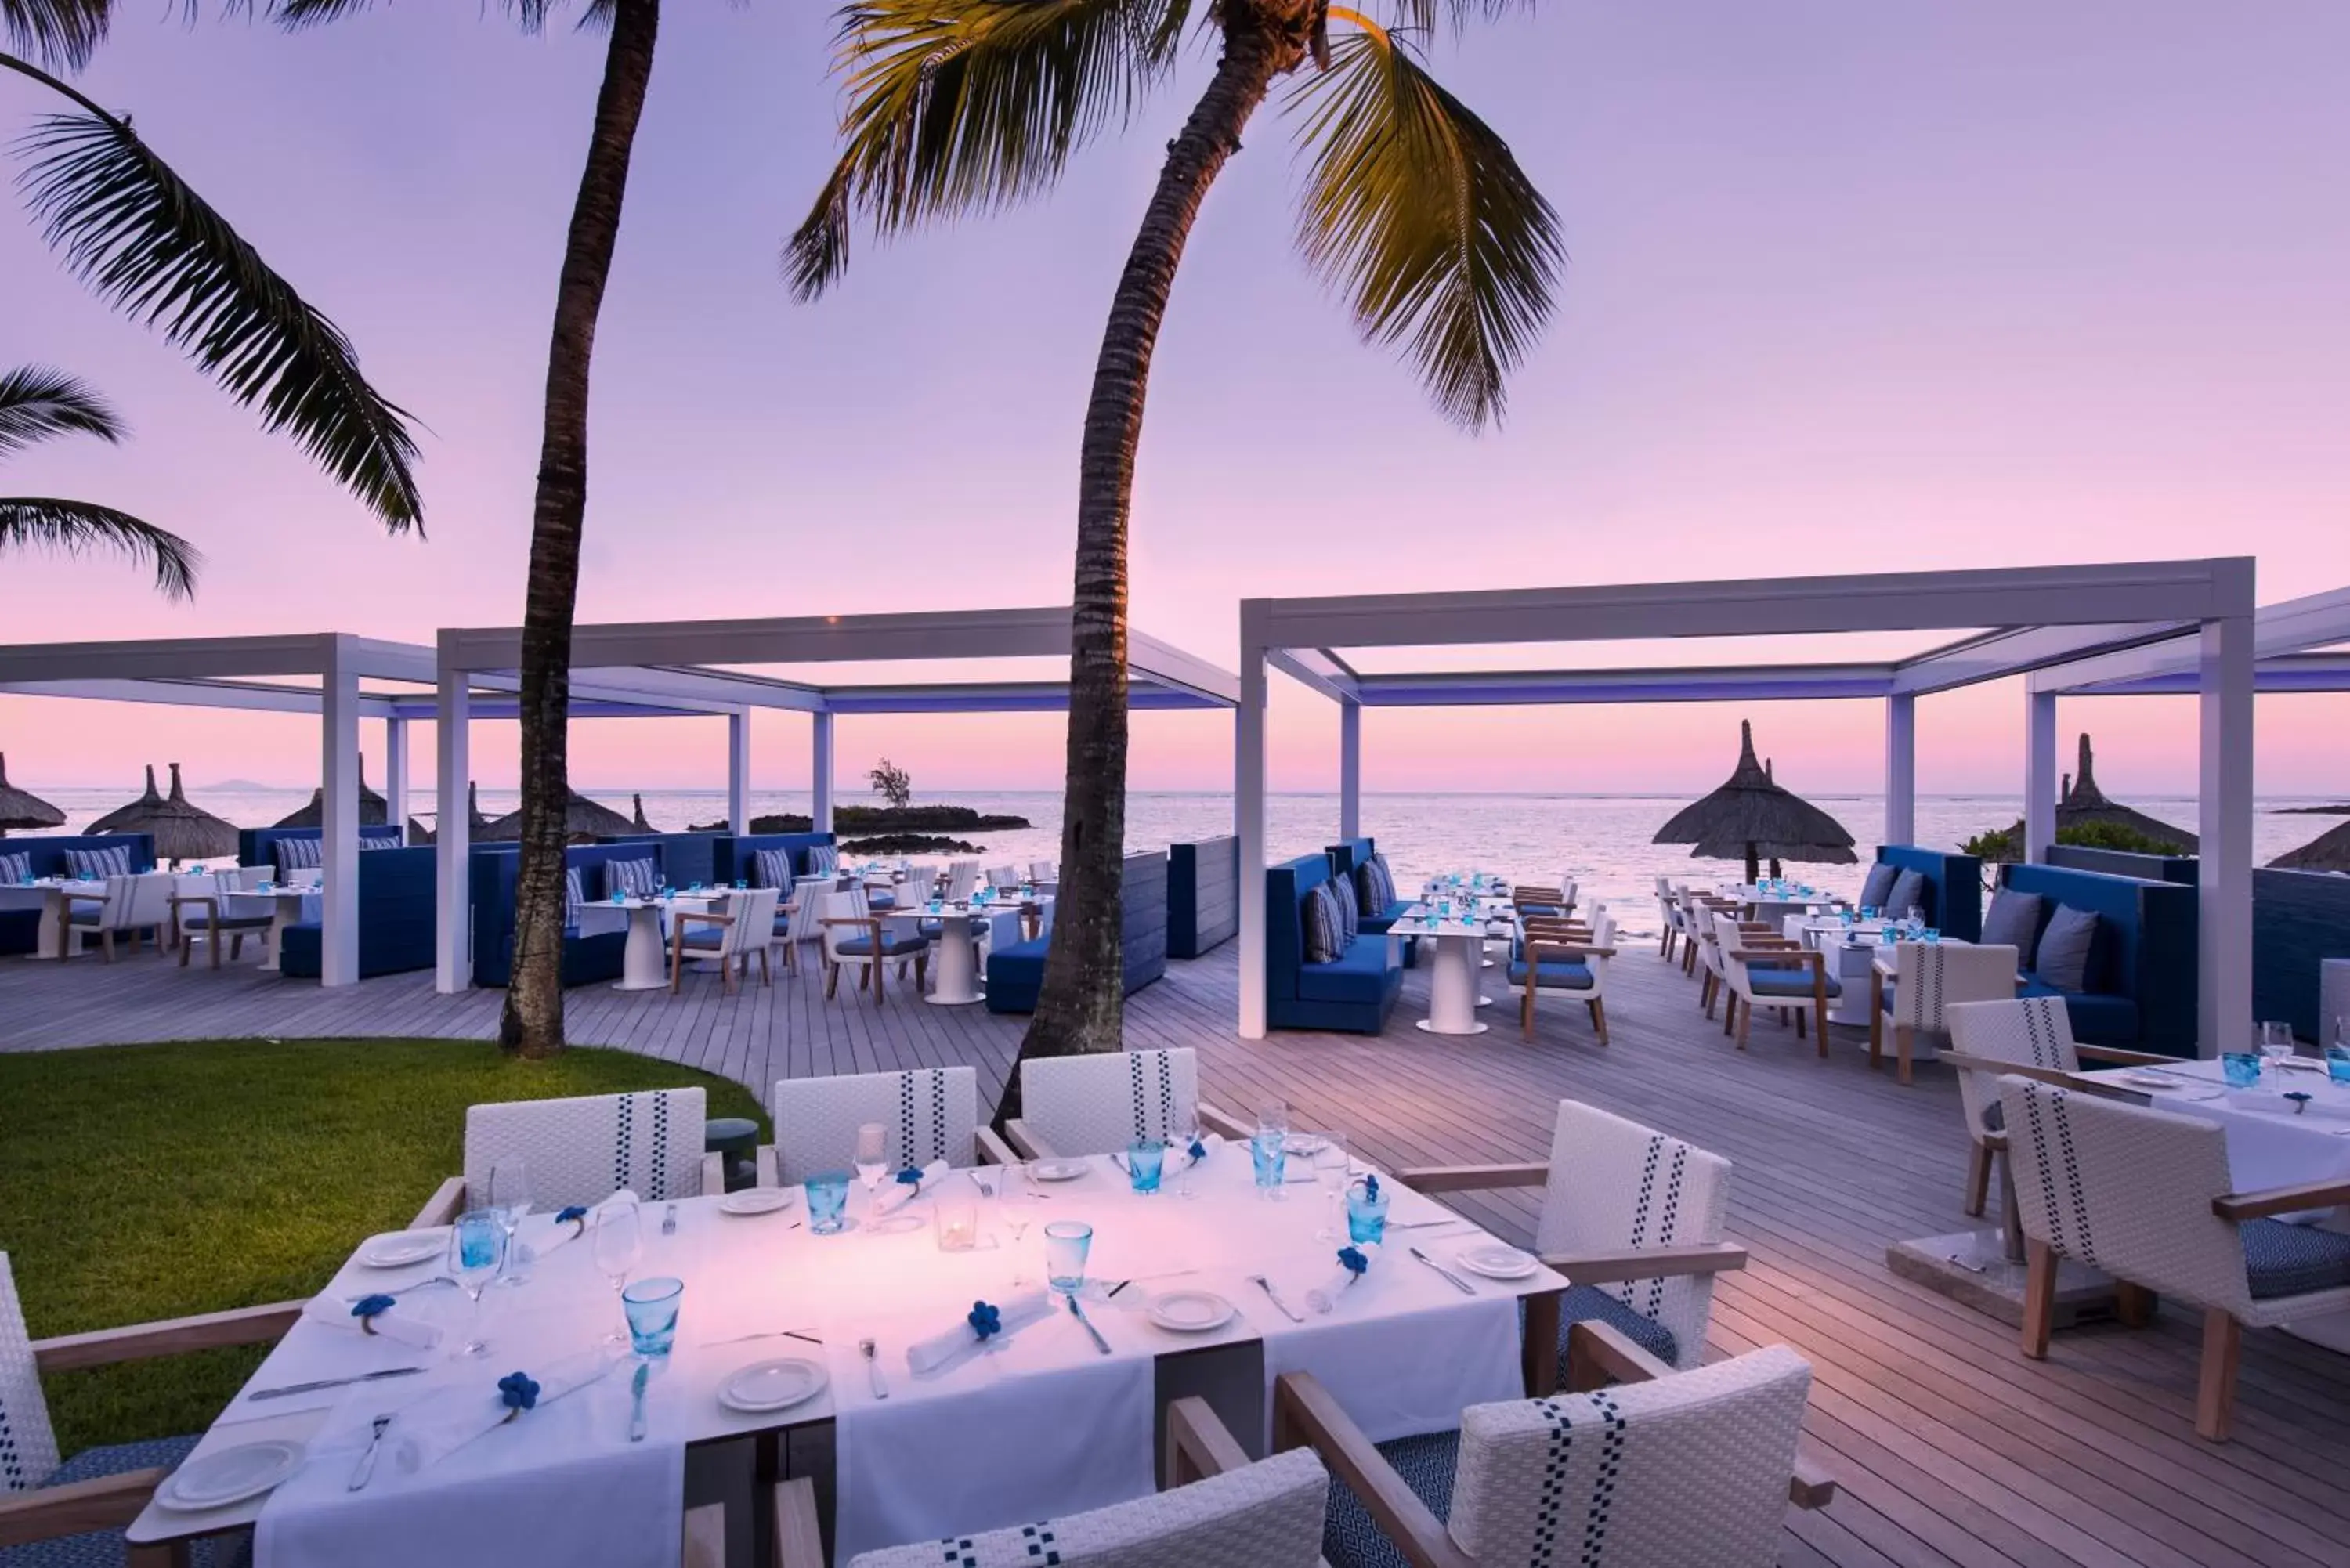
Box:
[207,778,280,792]
[2275,803,2350,815]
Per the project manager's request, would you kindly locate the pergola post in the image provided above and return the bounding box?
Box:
[384,717,409,845]
[727,710,750,836]
[319,636,360,987]
[2024,690,2059,864]
[1237,602,1271,1040]
[2199,611,2254,1058]
[1338,699,1361,842]
[435,646,471,994]
[1882,693,1915,846]
[810,710,834,833]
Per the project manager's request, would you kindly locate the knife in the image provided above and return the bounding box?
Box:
[248,1366,426,1402]
[1066,1293,1112,1355]
[1409,1245,1479,1296]
[1248,1274,1304,1324]
[628,1360,649,1442]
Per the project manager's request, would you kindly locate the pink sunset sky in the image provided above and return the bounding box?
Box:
[2,1,2344,801]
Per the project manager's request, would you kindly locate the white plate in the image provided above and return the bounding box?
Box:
[2122,1071,2181,1090]
[720,1187,796,1216]
[1031,1160,1090,1182]
[719,1358,829,1414]
[157,1440,306,1510]
[1148,1290,1237,1333]
[356,1231,446,1269]
[1455,1245,1539,1281]
[1285,1133,1329,1157]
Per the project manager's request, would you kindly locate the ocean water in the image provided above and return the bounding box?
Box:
[24,786,2333,941]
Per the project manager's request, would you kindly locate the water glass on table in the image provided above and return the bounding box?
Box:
[1175,1112,1203,1199]
[448,1209,507,1358]
[1251,1129,1288,1199]
[1043,1221,1093,1297]
[1345,1179,1389,1245]
[622,1277,683,1357]
[854,1123,890,1213]
[999,1166,1036,1283]
[808,1171,851,1235]
[1311,1132,1350,1241]
[1126,1140,1166,1195]
[594,1198,643,1345]
[2260,1021,2298,1068]
[488,1162,533,1288]
[2222,1052,2263,1089]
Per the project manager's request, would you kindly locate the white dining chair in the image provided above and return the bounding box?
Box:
[421,1088,717,1220]
[668,885,782,995]
[1653,875,1683,961]
[777,883,826,975]
[765,1066,1012,1184]
[168,869,273,969]
[1008,1046,1246,1158]
[1997,1074,2350,1441]
[985,863,1021,889]
[63,872,172,962]
[1719,923,1839,1055]
[1511,907,1618,1045]
[1868,941,2021,1085]
[1028,858,1058,885]
[944,860,979,903]
[817,888,931,1004]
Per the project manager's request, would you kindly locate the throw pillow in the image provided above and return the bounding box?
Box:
[65,845,133,878]
[273,836,323,873]
[807,844,839,877]
[1979,888,2044,954]
[753,847,796,890]
[563,867,585,930]
[1303,883,1345,964]
[1859,860,1900,911]
[2034,904,2101,992]
[1884,869,1928,923]
[1329,872,1361,945]
[606,858,659,898]
[0,851,30,883]
[1365,853,1397,911]
[359,835,402,850]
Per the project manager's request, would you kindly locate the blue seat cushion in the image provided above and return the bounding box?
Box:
[867,891,897,910]
[2015,974,2141,1047]
[1297,936,1397,1003]
[1747,966,1840,999]
[1520,1284,1681,1375]
[2243,1219,2350,1300]
[1506,956,1594,990]
[835,931,930,958]
[679,928,725,950]
[11,1434,250,1568]
[1355,899,1415,934]
[1323,1429,1459,1568]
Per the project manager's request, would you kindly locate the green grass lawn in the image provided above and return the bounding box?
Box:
[0,1037,765,1458]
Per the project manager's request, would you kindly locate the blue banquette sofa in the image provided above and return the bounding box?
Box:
[1864,846,1983,941]
[1266,851,1404,1033]
[1167,837,1239,959]
[987,851,1168,1014]
[239,826,403,873]
[280,847,436,979]
[708,832,835,890]
[469,841,671,988]
[599,832,719,889]
[0,833,155,955]
[1993,862,2197,1057]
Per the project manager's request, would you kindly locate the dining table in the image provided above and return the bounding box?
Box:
[127,1148,1564,1566]
[1395,902,1513,1035]
[0,878,103,959]
[594,891,723,992]
[216,886,326,973]
[884,894,1044,1006]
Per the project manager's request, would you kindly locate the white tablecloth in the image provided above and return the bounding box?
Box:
[2082,1059,2350,1194]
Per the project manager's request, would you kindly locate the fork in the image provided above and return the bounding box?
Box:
[347,1414,392,1490]
[1247,1274,1303,1324]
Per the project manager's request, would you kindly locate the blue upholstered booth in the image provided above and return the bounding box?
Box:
[987,851,1169,1013]
[599,833,718,888]
[1868,846,1983,941]
[239,826,403,873]
[1265,852,1404,1033]
[2047,844,2198,887]
[0,833,155,955]
[280,847,436,978]
[707,832,835,888]
[1996,862,2198,1057]
[1167,837,1239,959]
[2254,868,2350,1046]
[469,841,668,988]
[1327,836,1419,967]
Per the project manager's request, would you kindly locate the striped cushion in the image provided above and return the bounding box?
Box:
[358,835,403,851]
[64,846,132,878]
[273,836,323,873]
[564,868,585,928]
[807,844,839,877]
[1302,883,1346,965]
[753,848,796,891]
[0,851,29,883]
[1329,873,1361,945]
[1357,853,1396,913]
[605,858,659,898]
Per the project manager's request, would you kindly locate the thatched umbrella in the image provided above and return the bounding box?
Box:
[631,793,653,833]
[80,764,237,864]
[274,754,428,839]
[2056,734,2197,851]
[477,789,637,844]
[85,765,163,836]
[0,753,65,835]
[2271,819,2350,873]
[1655,721,1857,884]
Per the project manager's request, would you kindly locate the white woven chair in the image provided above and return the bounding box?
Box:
[1995,1074,2350,1441]
[1028,858,1058,885]
[1652,875,1683,961]
[168,869,274,969]
[414,1088,716,1223]
[817,888,931,1004]
[944,861,980,902]
[1008,1046,1246,1158]
[782,1400,1327,1568]
[777,881,826,975]
[1867,941,2020,1085]
[0,1251,302,1563]
[1399,1099,1747,1380]
[667,885,781,995]
[766,1066,1013,1184]
[1686,901,1774,1019]
[1276,1329,1830,1568]
[1719,926,1838,1057]
[1509,908,1618,1044]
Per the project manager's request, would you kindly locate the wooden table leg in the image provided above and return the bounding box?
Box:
[1522,1287,1562,1396]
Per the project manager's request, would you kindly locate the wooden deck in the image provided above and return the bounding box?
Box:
[6,936,2348,1568]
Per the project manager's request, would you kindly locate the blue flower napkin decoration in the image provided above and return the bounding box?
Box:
[557,1205,590,1237]
[1187,1137,1208,1165]
[2284,1091,2313,1114]
[1337,1246,1368,1277]
[497,1371,540,1423]
[967,1301,1003,1342]
[351,1294,396,1335]
[895,1166,925,1190]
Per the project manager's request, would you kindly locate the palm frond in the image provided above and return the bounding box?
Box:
[10,88,425,530]
[269,0,562,30]
[0,496,198,598]
[1378,0,1536,34]
[786,0,1190,300]
[0,363,124,457]
[1287,17,1560,429]
[1,0,110,71]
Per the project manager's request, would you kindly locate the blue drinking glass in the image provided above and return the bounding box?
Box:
[1345,1180,1390,1245]
[2222,1052,2262,1089]
[1923,929,1941,945]
[808,1171,851,1234]
[1251,1129,1288,1195]
[622,1276,683,1357]
[1043,1221,1093,1296]
[2327,1045,2350,1086]
[1127,1140,1166,1194]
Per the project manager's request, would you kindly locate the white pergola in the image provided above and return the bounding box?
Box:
[433,606,1238,993]
[1235,558,2259,1052]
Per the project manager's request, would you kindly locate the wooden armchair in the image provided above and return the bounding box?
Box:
[1509,912,1618,1045]
[1722,945,1837,1054]
[815,890,930,1004]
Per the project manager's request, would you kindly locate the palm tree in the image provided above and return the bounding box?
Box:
[0,365,197,596]
[790,0,1560,1112]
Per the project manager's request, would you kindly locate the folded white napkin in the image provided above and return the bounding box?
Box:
[873,1162,949,1217]
[391,1346,627,1475]
[303,1292,444,1350]
[525,1189,641,1259]
[905,1291,1055,1375]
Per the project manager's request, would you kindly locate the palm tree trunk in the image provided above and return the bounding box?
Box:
[995,6,1307,1126]
[500,0,661,1059]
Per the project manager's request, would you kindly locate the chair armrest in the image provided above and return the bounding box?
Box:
[0,1465,164,1547]
[1003,1118,1058,1161]
[1540,1241,1750,1283]
[1164,1396,1251,1487]
[682,1501,725,1568]
[33,1299,303,1374]
[772,1477,824,1568]
[1197,1101,1251,1140]
[1393,1162,1548,1192]
[974,1126,1019,1166]
[1565,1319,1675,1389]
[1727,948,1814,965]
[1272,1371,1474,1568]
[2213,1180,2350,1222]
[413,1174,468,1228]
[1528,943,1618,959]
[674,911,736,930]
[2075,1044,2180,1068]
[701,1151,726,1196]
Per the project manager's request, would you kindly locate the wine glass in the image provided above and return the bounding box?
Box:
[1175,1108,1203,1200]
[999,1164,1035,1285]
[853,1123,889,1212]
[488,1162,533,1288]
[1256,1100,1289,1138]
[592,1198,642,1346]
[2259,1020,2297,1067]
[446,1209,506,1358]
[1312,1132,1350,1241]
